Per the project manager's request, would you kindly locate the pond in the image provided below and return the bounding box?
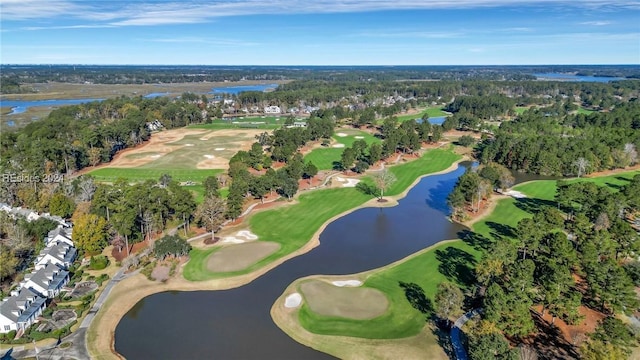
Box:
[115,162,473,359]
[0,98,104,115]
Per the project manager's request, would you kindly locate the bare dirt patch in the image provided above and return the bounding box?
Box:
[151,265,171,282]
[69,281,98,299]
[300,280,389,320]
[206,241,280,272]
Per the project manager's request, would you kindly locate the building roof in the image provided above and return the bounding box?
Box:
[37,242,76,266]
[24,263,69,297]
[0,288,46,323]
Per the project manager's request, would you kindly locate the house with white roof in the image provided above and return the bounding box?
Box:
[0,288,47,334]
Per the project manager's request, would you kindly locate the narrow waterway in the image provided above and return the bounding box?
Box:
[115,163,474,359]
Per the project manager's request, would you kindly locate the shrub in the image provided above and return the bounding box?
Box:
[7,330,16,340]
[457,135,476,147]
[89,255,109,270]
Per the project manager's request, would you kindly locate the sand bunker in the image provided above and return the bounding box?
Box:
[300,280,388,320]
[332,280,363,287]
[354,136,365,139]
[207,241,280,272]
[284,293,303,308]
[332,143,346,148]
[336,132,348,137]
[184,144,194,147]
[334,176,361,187]
[214,148,226,151]
[221,237,245,244]
[204,155,215,159]
[236,230,258,240]
[503,190,527,198]
[221,230,258,243]
[150,154,161,159]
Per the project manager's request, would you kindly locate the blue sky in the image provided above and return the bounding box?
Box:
[1,0,639,65]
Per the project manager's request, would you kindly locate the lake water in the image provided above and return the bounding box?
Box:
[415,116,447,125]
[143,92,170,98]
[0,98,104,115]
[115,162,473,359]
[533,73,626,82]
[209,83,279,95]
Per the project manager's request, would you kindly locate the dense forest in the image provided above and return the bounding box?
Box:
[2,65,640,91]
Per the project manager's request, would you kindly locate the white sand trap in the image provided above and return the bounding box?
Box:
[221,237,245,244]
[150,154,161,159]
[354,136,365,139]
[332,143,345,148]
[504,190,527,198]
[332,280,363,287]
[336,132,348,137]
[285,293,302,308]
[200,137,208,140]
[204,155,215,159]
[334,176,361,187]
[236,230,258,240]
[214,147,226,151]
[184,143,194,146]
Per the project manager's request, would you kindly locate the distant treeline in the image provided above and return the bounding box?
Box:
[2,65,639,90]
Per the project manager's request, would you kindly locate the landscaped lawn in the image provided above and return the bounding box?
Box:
[183,148,462,281]
[88,168,223,183]
[298,240,479,338]
[189,116,287,130]
[514,106,530,115]
[303,129,381,170]
[395,108,448,123]
[294,167,640,340]
[386,149,461,196]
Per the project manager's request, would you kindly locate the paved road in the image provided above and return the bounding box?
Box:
[451,308,482,360]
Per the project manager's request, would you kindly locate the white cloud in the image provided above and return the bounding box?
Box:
[2,0,639,25]
[579,20,612,25]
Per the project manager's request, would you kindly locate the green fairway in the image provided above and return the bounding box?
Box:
[293,168,640,339]
[395,108,448,123]
[88,168,223,183]
[298,240,479,338]
[303,129,381,170]
[576,107,595,115]
[183,188,372,280]
[514,106,530,115]
[386,149,461,196]
[183,149,462,281]
[189,116,292,130]
[187,185,229,203]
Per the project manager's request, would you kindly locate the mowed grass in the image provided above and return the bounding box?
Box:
[386,148,461,196]
[304,129,381,170]
[189,116,290,130]
[295,168,640,339]
[184,149,462,281]
[298,240,479,338]
[89,168,222,183]
[395,108,448,123]
[577,107,595,115]
[514,106,531,115]
[183,188,372,281]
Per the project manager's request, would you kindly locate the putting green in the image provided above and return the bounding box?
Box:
[300,280,389,320]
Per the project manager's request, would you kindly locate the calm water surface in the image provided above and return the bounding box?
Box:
[210,83,279,95]
[115,163,473,359]
[0,98,104,115]
[533,73,626,82]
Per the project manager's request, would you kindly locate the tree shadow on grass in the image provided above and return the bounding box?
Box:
[513,197,557,215]
[485,221,517,240]
[399,281,433,318]
[458,229,493,252]
[332,161,342,171]
[435,247,477,287]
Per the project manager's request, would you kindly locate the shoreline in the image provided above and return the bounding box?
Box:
[271,239,461,360]
[88,153,467,359]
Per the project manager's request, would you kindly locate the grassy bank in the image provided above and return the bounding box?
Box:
[183,148,461,281]
[294,168,640,339]
[396,108,448,122]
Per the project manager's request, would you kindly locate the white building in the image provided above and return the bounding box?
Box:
[0,288,47,334]
[264,105,281,114]
[13,263,70,299]
[34,241,77,271]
